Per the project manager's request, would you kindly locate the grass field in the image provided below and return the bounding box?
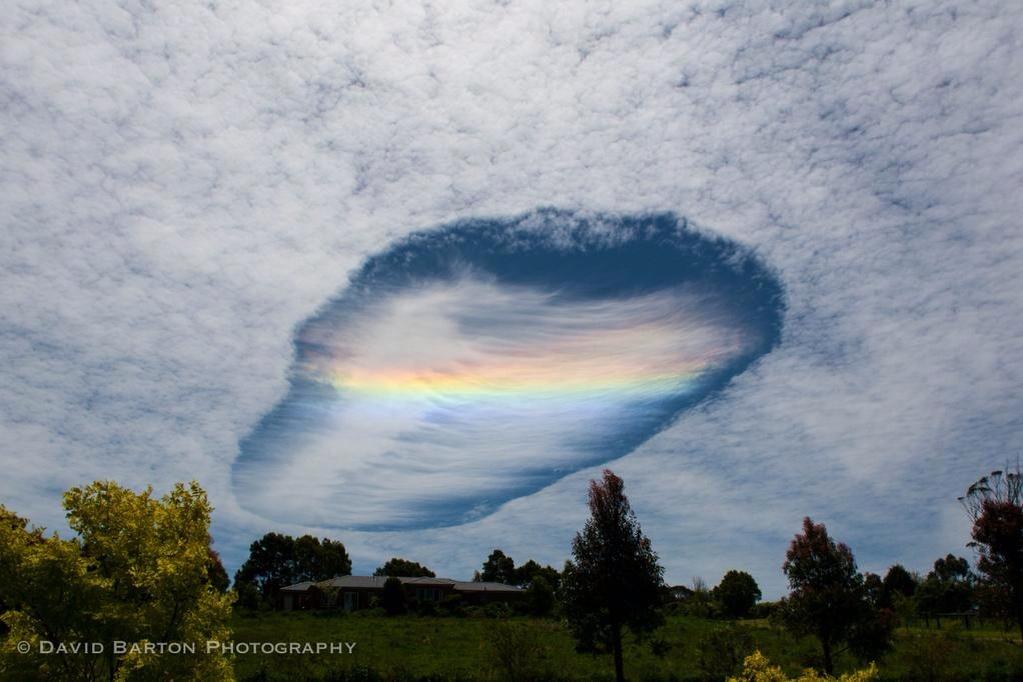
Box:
[229,610,1023,681]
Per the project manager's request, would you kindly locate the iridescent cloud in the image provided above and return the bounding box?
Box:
[232,211,784,530]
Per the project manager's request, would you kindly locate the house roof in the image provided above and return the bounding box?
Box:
[451,581,523,592]
[280,581,319,592]
[316,575,459,589]
[282,575,523,592]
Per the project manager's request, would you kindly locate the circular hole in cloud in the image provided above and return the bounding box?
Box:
[232,210,785,530]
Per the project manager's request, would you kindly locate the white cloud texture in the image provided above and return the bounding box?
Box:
[2,0,1022,596]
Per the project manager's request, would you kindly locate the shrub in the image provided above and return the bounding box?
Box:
[727,650,878,682]
[524,575,557,616]
[415,599,438,616]
[483,601,513,618]
[696,625,755,680]
[439,594,466,617]
[749,601,780,620]
[486,621,559,681]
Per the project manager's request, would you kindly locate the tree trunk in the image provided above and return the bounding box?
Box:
[612,624,625,682]
[821,636,834,676]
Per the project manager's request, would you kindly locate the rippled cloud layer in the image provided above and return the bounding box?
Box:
[233,212,783,529]
[3,1,1021,594]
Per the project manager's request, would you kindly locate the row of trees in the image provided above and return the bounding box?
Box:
[231,536,564,612]
[554,465,1023,681]
[233,533,351,608]
[2,463,1021,680]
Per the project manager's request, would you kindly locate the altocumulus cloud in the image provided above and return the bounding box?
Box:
[1,0,1022,596]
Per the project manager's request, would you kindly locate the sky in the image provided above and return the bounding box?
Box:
[2,0,1022,598]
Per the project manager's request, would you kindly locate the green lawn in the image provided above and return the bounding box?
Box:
[229,610,1023,681]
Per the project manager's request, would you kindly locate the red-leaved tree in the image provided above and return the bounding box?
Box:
[961,465,1023,644]
[779,517,892,674]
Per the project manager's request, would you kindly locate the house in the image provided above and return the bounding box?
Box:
[280,575,524,611]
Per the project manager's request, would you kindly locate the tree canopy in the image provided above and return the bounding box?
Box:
[916,554,975,616]
[473,551,562,590]
[880,564,917,608]
[234,532,351,608]
[0,481,233,680]
[714,570,762,619]
[374,557,435,578]
[477,549,517,584]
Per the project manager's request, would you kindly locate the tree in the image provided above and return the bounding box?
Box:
[233,532,295,607]
[683,577,720,618]
[960,465,1023,643]
[373,557,435,578]
[862,573,883,609]
[477,549,517,584]
[779,517,891,675]
[0,481,234,680]
[234,532,351,608]
[207,548,230,593]
[714,570,762,619]
[524,575,556,616]
[880,564,916,607]
[513,559,562,591]
[380,577,407,616]
[916,554,975,617]
[294,535,351,582]
[561,470,664,682]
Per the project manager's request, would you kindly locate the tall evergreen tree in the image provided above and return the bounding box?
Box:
[561,469,664,682]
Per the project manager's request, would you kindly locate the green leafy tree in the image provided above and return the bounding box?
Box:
[373,557,435,578]
[295,535,351,581]
[779,517,892,675]
[0,481,233,680]
[380,577,407,616]
[234,532,351,608]
[880,564,916,608]
[477,549,517,584]
[561,469,664,682]
[916,554,975,616]
[233,532,294,607]
[714,570,762,619]
[514,559,562,591]
[961,465,1023,644]
[524,575,556,616]
[863,573,883,608]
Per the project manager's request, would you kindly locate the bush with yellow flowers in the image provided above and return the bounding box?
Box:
[728,650,878,682]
